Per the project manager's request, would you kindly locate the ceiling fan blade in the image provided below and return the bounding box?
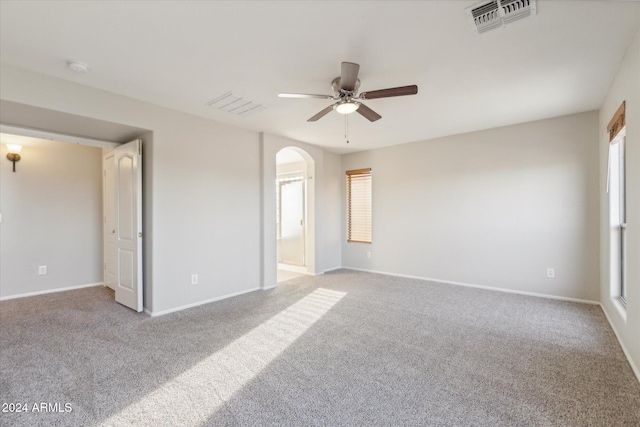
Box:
[307,105,335,122]
[356,103,382,122]
[278,93,333,99]
[340,62,360,91]
[361,85,418,100]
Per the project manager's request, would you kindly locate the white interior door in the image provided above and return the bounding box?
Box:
[103,153,116,290]
[114,139,143,312]
[279,180,305,266]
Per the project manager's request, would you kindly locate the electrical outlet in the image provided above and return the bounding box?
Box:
[366,252,371,259]
[546,268,555,279]
[191,274,198,285]
[38,266,47,275]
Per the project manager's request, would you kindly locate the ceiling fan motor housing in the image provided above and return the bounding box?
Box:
[332,77,360,97]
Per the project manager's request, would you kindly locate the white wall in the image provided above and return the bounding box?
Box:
[322,151,342,271]
[342,111,600,302]
[0,140,103,298]
[599,28,640,380]
[151,111,261,314]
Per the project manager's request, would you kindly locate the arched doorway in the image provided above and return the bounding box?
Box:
[276,147,314,281]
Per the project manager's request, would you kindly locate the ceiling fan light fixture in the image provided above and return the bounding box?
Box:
[335,101,360,115]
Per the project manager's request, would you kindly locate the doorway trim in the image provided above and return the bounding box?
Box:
[261,133,322,290]
[275,147,315,275]
[0,124,145,311]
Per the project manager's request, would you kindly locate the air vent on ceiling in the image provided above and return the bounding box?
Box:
[465,0,536,34]
[205,92,268,117]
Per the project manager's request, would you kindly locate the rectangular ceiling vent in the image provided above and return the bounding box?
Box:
[205,92,268,117]
[465,0,536,34]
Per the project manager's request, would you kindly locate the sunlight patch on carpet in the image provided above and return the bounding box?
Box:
[100,288,346,426]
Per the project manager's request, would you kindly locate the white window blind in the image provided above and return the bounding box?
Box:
[346,168,372,243]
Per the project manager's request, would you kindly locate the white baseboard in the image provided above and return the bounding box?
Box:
[342,267,600,305]
[147,287,260,317]
[0,282,104,301]
[262,284,277,291]
[323,266,342,274]
[599,303,640,383]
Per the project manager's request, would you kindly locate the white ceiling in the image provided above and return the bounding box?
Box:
[1,1,638,154]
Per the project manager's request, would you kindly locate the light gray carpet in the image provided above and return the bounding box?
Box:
[1,269,639,426]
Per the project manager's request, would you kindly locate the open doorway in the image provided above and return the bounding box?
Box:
[276,147,312,283]
[0,132,109,301]
[0,129,143,312]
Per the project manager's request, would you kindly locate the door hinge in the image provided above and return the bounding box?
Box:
[138,232,143,238]
[138,140,142,155]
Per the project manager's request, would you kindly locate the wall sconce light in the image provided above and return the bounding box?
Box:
[6,144,22,172]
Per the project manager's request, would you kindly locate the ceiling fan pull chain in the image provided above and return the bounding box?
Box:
[345,114,350,144]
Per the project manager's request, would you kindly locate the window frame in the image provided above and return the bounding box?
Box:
[606,101,627,305]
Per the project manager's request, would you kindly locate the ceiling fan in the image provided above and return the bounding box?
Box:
[278,62,418,122]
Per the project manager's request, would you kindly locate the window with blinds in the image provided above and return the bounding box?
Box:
[607,101,627,304]
[346,168,372,243]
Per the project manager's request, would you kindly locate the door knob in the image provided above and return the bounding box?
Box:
[112,229,116,234]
